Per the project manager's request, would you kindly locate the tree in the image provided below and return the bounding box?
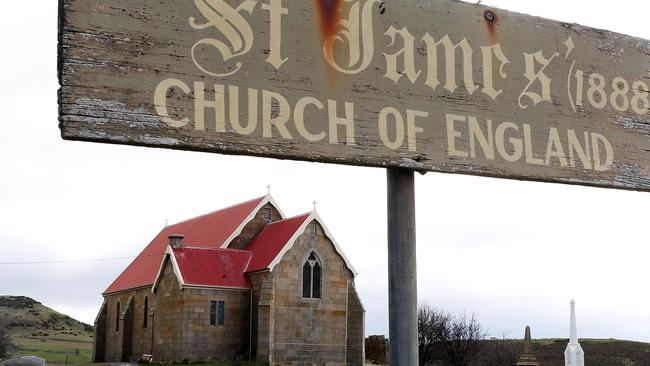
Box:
[418,304,447,366]
[436,311,486,366]
[418,305,487,366]
[474,339,520,366]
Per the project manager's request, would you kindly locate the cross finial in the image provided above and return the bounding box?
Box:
[165,218,168,227]
[266,184,272,195]
[313,200,318,211]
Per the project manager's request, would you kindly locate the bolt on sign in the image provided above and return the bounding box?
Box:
[58,0,650,190]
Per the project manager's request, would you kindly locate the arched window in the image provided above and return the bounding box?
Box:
[302,252,322,299]
[115,302,120,332]
[143,296,148,328]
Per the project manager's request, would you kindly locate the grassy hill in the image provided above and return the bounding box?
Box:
[527,338,650,366]
[368,338,650,366]
[0,296,93,365]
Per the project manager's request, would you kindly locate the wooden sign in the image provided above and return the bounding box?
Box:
[58,0,650,191]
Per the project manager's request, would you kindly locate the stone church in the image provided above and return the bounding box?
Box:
[92,195,365,365]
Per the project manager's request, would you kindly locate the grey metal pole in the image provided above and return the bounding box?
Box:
[387,168,418,366]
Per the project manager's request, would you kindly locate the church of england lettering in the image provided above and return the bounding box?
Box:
[92,195,365,365]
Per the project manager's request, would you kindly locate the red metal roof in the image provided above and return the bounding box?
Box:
[172,247,253,289]
[244,214,311,273]
[104,196,266,294]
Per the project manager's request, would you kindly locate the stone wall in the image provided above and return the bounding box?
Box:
[179,287,251,362]
[101,255,253,363]
[346,283,365,366]
[148,258,184,362]
[229,203,283,250]
[121,297,134,361]
[248,271,274,364]
[92,301,107,362]
[270,220,356,365]
[102,285,154,362]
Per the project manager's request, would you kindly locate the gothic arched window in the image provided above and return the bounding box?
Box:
[302,252,322,299]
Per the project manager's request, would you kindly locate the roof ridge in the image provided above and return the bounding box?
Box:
[167,195,266,227]
[265,212,311,226]
[177,246,253,254]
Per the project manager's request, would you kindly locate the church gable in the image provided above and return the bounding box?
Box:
[265,216,360,364]
[151,252,183,292]
[227,202,283,250]
[265,212,357,276]
[272,219,355,306]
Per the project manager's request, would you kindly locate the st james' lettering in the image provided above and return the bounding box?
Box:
[185,0,518,101]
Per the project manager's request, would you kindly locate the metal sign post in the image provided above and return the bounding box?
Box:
[387,168,418,365]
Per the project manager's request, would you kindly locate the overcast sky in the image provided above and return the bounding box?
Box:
[1,0,649,343]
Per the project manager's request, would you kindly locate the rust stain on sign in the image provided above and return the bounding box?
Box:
[317,0,342,59]
[316,0,342,39]
[484,9,498,41]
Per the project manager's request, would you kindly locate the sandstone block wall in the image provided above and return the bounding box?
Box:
[92,301,107,362]
[101,285,154,362]
[120,297,134,361]
[270,221,355,365]
[99,256,253,363]
[99,257,180,362]
[346,283,365,366]
[248,271,273,363]
[148,259,183,361]
[180,287,250,362]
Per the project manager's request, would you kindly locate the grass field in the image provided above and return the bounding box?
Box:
[9,330,93,365]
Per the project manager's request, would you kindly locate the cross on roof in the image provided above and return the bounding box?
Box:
[266,184,272,195]
[313,200,318,211]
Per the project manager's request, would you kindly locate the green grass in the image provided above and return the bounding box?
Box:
[9,332,93,365]
[11,343,92,365]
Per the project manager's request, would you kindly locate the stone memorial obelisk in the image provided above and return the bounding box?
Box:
[564,300,585,366]
[516,326,540,366]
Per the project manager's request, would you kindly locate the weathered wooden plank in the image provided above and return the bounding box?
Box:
[59,0,650,190]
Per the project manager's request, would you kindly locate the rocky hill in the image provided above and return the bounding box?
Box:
[0,296,93,364]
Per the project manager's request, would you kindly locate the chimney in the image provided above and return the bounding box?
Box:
[168,234,184,248]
